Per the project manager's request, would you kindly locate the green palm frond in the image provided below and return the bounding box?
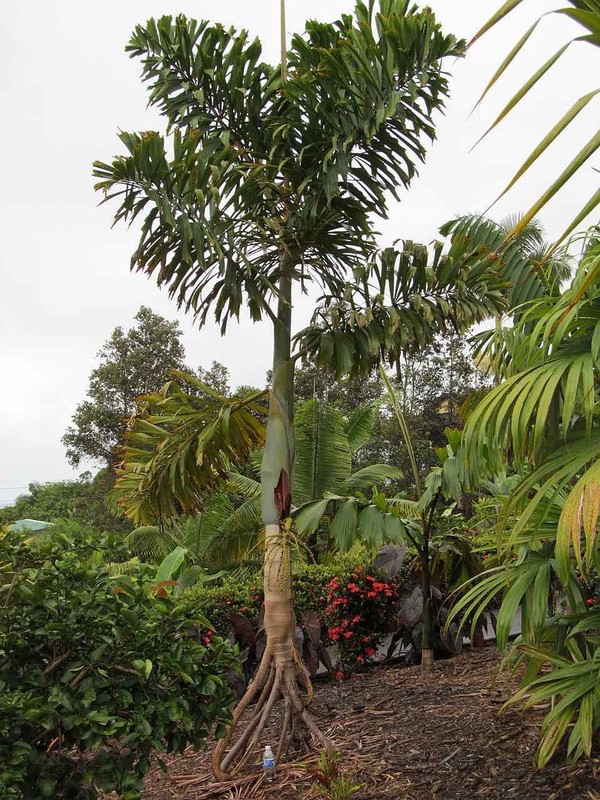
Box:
[506,641,600,766]
[462,241,600,587]
[299,239,507,377]
[498,434,600,581]
[114,372,267,525]
[441,215,568,313]
[293,498,331,539]
[446,542,578,649]
[345,402,378,455]
[197,495,264,568]
[329,498,359,552]
[328,496,407,553]
[106,557,142,577]
[339,464,403,494]
[386,496,420,518]
[357,504,386,550]
[464,241,600,473]
[464,354,596,474]
[293,399,352,504]
[470,1,600,241]
[125,525,184,563]
[226,472,261,498]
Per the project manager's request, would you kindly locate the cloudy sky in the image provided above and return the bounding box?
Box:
[1,0,597,506]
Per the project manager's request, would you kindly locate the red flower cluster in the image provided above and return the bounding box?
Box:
[202,629,214,647]
[324,568,398,676]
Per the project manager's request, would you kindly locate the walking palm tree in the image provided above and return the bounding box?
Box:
[94,1,505,777]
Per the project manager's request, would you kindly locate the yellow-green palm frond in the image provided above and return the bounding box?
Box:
[114,371,267,525]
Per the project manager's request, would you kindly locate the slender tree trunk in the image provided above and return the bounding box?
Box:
[420,488,441,673]
[262,269,295,655]
[212,264,329,780]
[420,538,434,672]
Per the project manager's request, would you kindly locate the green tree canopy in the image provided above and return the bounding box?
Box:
[63,306,188,468]
[0,471,132,534]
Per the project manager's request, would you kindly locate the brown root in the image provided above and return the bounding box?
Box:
[211,645,332,781]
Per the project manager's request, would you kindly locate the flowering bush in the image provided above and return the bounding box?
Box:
[186,556,412,679]
[187,557,366,636]
[324,568,398,675]
[293,557,367,620]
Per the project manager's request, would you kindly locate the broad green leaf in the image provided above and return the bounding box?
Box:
[293,498,330,538]
[330,499,359,552]
[156,546,186,582]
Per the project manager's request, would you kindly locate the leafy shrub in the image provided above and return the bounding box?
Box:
[324,567,398,675]
[185,554,416,678]
[187,577,263,633]
[185,555,371,635]
[0,526,237,799]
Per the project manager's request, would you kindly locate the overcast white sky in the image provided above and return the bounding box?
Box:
[1,1,598,506]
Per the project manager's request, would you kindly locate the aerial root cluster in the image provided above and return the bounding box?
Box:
[211,643,331,781]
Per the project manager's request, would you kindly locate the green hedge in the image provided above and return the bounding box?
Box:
[0,526,238,800]
[184,553,375,634]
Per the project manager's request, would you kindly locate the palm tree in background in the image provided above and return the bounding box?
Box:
[440,213,572,382]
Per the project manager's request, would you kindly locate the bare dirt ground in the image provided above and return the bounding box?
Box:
[143,648,600,799]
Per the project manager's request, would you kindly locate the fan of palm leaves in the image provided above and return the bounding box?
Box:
[462,237,600,580]
[114,371,267,525]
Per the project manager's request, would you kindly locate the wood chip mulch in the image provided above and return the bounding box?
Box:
[142,648,600,799]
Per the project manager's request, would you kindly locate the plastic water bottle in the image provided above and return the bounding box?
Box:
[263,744,276,783]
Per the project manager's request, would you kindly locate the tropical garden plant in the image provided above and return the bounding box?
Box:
[0,525,237,799]
[436,0,600,765]
[94,0,513,777]
[324,567,398,675]
[449,235,600,765]
[306,749,363,800]
[379,370,475,669]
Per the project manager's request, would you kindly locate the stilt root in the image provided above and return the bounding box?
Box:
[211,645,331,781]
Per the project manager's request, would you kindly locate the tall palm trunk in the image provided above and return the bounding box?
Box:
[212,265,329,780]
[262,269,295,662]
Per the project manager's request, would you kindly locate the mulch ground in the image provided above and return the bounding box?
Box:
[143,648,600,799]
